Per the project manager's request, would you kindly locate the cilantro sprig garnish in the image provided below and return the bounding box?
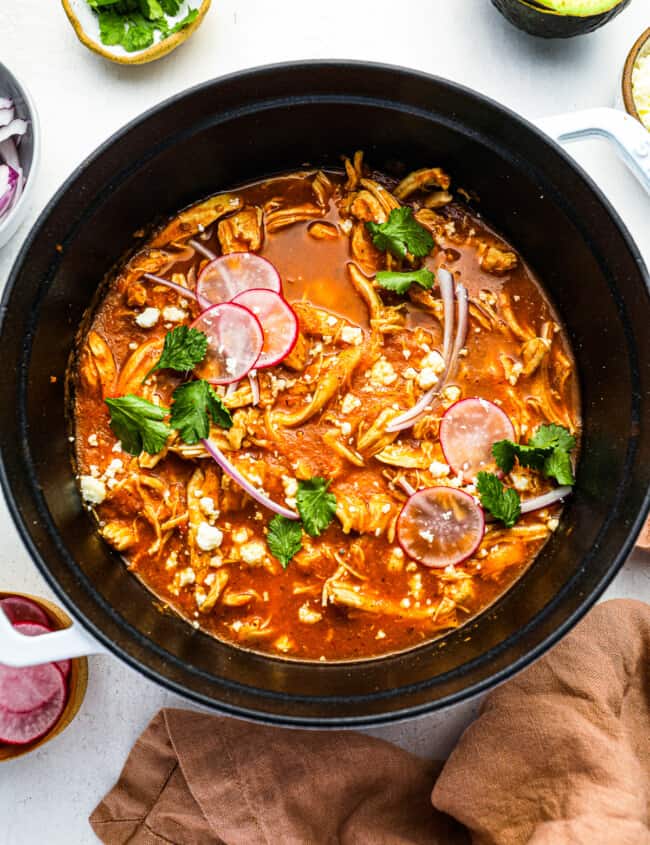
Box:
[267,516,303,569]
[105,394,172,456]
[493,424,576,486]
[169,379,233,444]
[375,268,435,295]
[266,477,337,567]
[88,0,198,54]
[476,472,521,529]
[145,326,208,382]
[366,207,434,259]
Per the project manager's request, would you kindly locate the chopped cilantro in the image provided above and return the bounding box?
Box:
[476,472,521,529]
[105,394,171,455]
[492,424,576,486]
[296,477,337,537]
[145,325,208,381]
[375,268,435,295]
[87,0,198,53]
[267,516,303,569]
[366,207,434,259]
[170,379,233,445]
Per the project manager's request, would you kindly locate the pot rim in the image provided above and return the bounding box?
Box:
[2,60,649,727]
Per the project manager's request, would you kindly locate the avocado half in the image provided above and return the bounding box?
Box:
[491,0,631,38]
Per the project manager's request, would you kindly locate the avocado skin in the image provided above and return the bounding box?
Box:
[491,0,631,38]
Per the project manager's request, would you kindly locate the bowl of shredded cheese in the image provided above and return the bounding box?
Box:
[623,28,650,130]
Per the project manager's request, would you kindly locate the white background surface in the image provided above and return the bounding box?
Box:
[1,2,649,842]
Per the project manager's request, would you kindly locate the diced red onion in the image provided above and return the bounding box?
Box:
[520,487,573,514]
[0,106,15,127]
[0,165,18,217]
[0,98,13,110]
[202,437,299,519]
[188,238,216,260]
[438,268,455,363]
[0,138,20,171]
[248,370,260,406]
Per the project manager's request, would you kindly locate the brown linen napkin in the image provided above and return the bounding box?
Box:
[91,599,650,845]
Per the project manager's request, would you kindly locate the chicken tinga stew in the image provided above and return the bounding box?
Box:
[71,153,580,661]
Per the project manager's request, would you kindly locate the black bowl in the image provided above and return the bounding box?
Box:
[1,62,648,727]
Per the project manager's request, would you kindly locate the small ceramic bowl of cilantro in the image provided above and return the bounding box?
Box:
[62,0,211,65]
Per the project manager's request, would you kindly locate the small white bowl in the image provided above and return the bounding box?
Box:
[0,63,40,250]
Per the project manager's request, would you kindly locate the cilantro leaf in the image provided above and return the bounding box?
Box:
[529,423,576,454]
[98,10,126,44]
[492,440,516,475]
[267,516,303,568]
[375,268,435,295]
[139,0,164,19]
[171,8,198,32]
[543,449,575,486]
[121,15,155,51]
[145,326,208,381]
[366,207,434,259]
[476,472,521,529]
[296,477,337,537]
[159,0,181,12]
[105,394,171,455]
[170,379,233,445]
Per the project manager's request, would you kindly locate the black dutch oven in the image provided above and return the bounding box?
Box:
[1,62,648,727]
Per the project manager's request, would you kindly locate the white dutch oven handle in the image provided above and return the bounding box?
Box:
[4,107,648,670]
[537,107,650,195]
[0,603,107,667]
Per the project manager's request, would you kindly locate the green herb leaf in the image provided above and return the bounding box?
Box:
[543,449,575,486]
[98,10,126,44]
[366,207,434,259]
[121,15,155,51]
[139,0,164,19]
[529,423,576,454]
[375,268,435,295]
[267,515,303,568]
[105,394,171,455]
[476,471,521,529]
[170,8,198,32]
[170,379,233,445]
[296,477,337,537]
[491,440,516,475]
[159,0,181,12]
[145,326,208,381]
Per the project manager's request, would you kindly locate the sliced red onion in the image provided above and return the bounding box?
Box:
[0,106,15,127]
[248,370,260,405]
[438,268,455,363]
[225,380,240,397]
[0,165,18,217]
[387,282,469,433]
[0,98,13,110]
[202,438,299,519]
[0,118,26,145]
[520,487,572,514]
[397,477,416,497]
[0,137,20,171]
[188,238,216,261]
[143,272,210,310]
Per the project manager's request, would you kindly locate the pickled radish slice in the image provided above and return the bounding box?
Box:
[397,487,485,568]
[0,664,66,744]
[440,398,515,479]
[232,289,298,368]
[196,253,281,306]
[192,303,264,384]
[0,596,50,628]
[14,622,71,681]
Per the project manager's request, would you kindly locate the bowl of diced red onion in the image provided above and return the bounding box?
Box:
[0,62,39,249]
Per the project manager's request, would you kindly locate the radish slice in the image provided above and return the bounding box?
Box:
[440,398,515,479]
[13,622,71,681]
[196,253,281,305]
[0,596,50,628]
[192,302,264,385]
[0,665,66,745]
[397,487,485,568]
[232,288,299,368]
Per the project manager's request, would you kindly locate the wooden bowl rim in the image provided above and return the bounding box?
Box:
[622,27,650,123]
[0,592,88,763]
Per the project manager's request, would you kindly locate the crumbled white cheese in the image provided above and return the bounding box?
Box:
[162,306,187,323]
[298,603,323,624]
[326,315,338,327]
[112,441,123,453]
[87,433,98,447]
[370,358,397,387]
[341,393,361,414]
[80,475,106,505]
[417,367,439,390]
[511,473,531,492]
[177,567,196,587]
[339,218,353,234]
[419,528,435,543]
[196,522,223,552]
[429,460,450,478]
[232,526,250,544]
[340,325,363,345]
[403,367,418,381]
[165,551,178,570]
[104,459,123,480]
[199,496,218,518]
[240,540,266,566]
[421,350,445,373]
[547,517,559,532]
[340,421,352,437]
[443,385,461,403]
[402,349,411,360]
[135,307,160,328]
